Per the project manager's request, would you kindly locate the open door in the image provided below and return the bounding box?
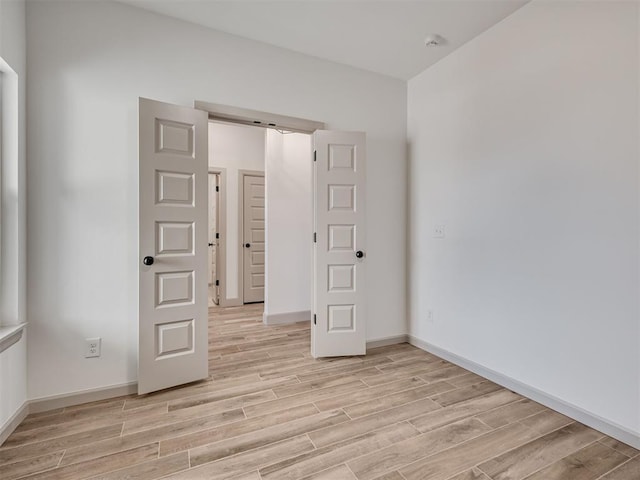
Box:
[139,98,208,394]
[312,130,366,358]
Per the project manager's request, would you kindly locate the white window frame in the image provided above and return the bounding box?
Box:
[0,56,26,352]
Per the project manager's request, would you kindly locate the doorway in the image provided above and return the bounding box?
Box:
[206,120,367,354]
[207,121,267,308]
[207,120,311,314]
[208,172,220,306]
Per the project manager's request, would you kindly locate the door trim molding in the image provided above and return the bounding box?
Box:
[208,167,241,307]
[208,167,232,307]
[238,170,265,305]
[195,101,325,134]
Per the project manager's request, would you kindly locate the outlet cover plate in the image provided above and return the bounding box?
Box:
[85,337,101,358]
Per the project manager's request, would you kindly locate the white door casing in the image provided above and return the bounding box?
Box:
[312,131,366,358]
[208,173,219,304]
[208,174,216,285]
[243,174,265,303]
[139,98,209,394]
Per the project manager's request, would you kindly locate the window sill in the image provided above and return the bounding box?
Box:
[0,323,26,354]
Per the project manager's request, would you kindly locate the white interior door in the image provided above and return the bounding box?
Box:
[243,174,265,303]
[208,173,219,305]
[312,131,366,358]
[139,98,208,394]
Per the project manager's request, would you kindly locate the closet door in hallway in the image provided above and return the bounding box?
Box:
[208,173,220,305]
[243,174,265,303]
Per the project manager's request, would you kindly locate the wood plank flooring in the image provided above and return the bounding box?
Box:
[1,303,638,479]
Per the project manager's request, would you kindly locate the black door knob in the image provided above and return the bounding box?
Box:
[355,250,364,259]
[208,243,214,247]
[245,243,251,248]
[142,256,154,266]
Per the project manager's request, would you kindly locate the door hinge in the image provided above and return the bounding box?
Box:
[313,232,317,243]
[216,233,220,239]
[313,150,317,162]
[313,314,316,325]
[215,280,219,286]
[215,185,219,192]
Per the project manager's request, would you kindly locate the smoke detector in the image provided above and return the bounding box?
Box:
[424,34,446,47]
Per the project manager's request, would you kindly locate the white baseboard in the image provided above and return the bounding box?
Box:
[219,297,242,308]
[29,382,138,414]
[367,334,409,349]
[1,382,138,446]
[0,401,29,446]
[408,335,640,450]
[263,310,311,325]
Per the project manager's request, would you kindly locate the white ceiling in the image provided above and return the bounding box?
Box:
[120,0,529,80]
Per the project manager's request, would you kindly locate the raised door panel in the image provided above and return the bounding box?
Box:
[156,171,195,206]
[156,222,194,256]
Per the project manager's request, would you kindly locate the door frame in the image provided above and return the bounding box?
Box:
[207,171,221,305]
[195,100,325,134]
[198,100,325,306]
[208,167,232,306]
[238,170,265,304]
[197,100,326,313]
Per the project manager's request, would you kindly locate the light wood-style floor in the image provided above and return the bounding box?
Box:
[1,304,638,480]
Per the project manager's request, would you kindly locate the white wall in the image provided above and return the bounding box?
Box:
[408,0,640,443]
[0,0,27,432]
[26,0,407,399]
[264,130,312,318]
[209,122,265,301]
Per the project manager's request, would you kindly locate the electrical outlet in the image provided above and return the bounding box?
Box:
[433,225,445,238]
[427,310,434,324]
[85,337,101,358]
